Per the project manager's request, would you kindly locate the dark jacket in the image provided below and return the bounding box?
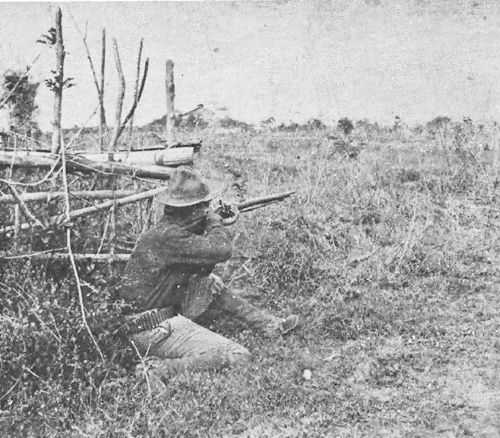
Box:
[119,212,232,311]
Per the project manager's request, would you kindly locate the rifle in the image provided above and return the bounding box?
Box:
[215,190,295,225]
[0,190,296,262]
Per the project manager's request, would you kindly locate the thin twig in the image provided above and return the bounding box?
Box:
[0,375,22,402]
[8,130,17,178]
[5,284,62,343]
[1,180,45,228]
[60,135,104,362]
[0,252,130,262]
[65,104,99,151]
[130,339,152,398]
[96,207,111,255]
[68,13,101,96]
[67,11,106,149]
[0,247,65,260]
[118,58,149,140]
[4,128,52,150]
[109,189,116,274]
[0,155,61,188]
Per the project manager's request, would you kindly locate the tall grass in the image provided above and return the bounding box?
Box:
[1,120,499,436]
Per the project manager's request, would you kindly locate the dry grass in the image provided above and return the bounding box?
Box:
[1,123,500,437]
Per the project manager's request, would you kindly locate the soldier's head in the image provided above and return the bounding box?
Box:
[156,169,212,222]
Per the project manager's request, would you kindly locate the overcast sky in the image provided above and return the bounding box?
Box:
[1,0,500,130]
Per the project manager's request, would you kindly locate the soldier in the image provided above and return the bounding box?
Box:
[119,169,298,383]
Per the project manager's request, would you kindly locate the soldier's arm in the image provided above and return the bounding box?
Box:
[162,212,232,266]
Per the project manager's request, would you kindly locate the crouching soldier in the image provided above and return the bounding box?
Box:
[118,169,298,383]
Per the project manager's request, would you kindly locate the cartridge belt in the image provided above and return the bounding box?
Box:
[121,307,174,336]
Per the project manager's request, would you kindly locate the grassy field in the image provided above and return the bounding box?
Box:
[1,123,500,437]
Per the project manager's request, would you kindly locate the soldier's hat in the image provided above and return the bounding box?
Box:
[156,168,212,207]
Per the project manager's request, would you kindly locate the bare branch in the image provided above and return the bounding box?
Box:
[128,38,144,139]
[67,13,106,151]
[1,179,45,228]
[108,38,125,159]
[60,123,104,362]
[0,252,130,262]
[100,28,106,126]
[0,189,136,204]
[98,28,107,151]
[117,58,149,140]
[69,14,101,96]
[0,186,168,235]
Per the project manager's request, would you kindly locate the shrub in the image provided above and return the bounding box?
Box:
[337,117,354,136]
[0,263,135,435]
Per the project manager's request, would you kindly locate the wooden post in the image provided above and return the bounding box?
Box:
[99,28,107,152]
[51,7,65,154]
[165,59,176,147]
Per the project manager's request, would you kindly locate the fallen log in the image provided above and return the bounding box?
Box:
[0,151,57,168]
[0,189,136,204]
[67,155,178,180]
[82,147,193,167]
[0,186,167,235]
[0,151,181,180]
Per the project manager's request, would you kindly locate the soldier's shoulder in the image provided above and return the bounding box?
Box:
[138,221,184,243]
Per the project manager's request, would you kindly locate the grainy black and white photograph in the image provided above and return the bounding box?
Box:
[0,1,499,436]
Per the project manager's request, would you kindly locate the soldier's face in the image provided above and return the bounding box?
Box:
[189,202,211,218]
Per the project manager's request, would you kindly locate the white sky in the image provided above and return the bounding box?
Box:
[0,0,500,130]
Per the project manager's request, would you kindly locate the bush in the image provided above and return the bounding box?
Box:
[337,117,354,136]
[0,254,135,435]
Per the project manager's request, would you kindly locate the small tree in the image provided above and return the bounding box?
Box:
[426,115,451,135]
[0,69,40,137]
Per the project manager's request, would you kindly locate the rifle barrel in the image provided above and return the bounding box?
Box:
[236,190,295,211]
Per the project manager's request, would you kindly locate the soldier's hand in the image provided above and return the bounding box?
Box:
[206,209,223,229]
[214,201,240,226]
[209,274,226,295]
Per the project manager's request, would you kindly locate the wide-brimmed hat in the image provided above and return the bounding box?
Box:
[156,169,212,207]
